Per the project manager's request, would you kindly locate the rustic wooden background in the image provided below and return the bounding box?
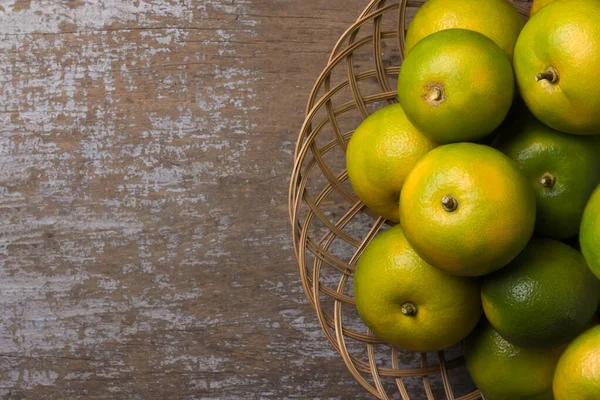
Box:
[0,0,530,398]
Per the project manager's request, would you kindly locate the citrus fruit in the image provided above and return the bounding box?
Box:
[530,0,555,16]
[553,325,600,400]
[399,143,535,276]
[465,321,564,400]
[581,186,600,280]
[353,225,482,352]
[494,107,600,240]
[482,238,600,348]
[398,29,514,144]
[346,104,438,222]
[514,0,600,135]
[404,0,524,60]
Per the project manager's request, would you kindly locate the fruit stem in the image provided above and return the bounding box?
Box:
[540,172,556,188]
[535,67,560,84]
[401,302,417,317]
[441,195,458,212]
[427,87,443,102]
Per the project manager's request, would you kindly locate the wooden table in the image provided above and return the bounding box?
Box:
[0,0,384,398]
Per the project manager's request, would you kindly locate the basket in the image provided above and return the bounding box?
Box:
[288,1,532,398]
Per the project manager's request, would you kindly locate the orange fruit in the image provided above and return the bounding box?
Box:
[353,225,482,352]
[404,0,524,60]
[581,185,600,280]
[398,29,514,143]
[346,104,437,222]
[494,107,600,240]
[514,0,600,135]
[399,143,535,276]
[482,238,600,348]
[466,321,564,400]
[553,325,600,400]
[530,0,556,15]
[579,186,600,279]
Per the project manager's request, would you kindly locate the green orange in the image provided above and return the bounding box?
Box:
[482,238,600,348]
[530,0,556,15]
[514,0,600,135]
[399,143,535,276]
[494,107,600,240]
[346,104,437,222]
[404,0,524,60]
[581,186,600,280]
[465,321,564,400]
[353,225,482,352]
[398,29,514,143]
[553,325,600,400]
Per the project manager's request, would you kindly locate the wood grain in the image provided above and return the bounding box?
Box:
[0,0,380,398]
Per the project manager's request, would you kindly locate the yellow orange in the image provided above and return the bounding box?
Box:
[354,225,482,352]
[399,143,535,276]
[346,104,437,221]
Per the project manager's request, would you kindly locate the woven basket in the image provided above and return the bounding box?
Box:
[289,1,532,398]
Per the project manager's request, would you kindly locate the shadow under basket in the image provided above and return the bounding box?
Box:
[288,0,532,398]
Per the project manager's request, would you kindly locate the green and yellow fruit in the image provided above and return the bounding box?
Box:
[398,29,514,143]
[346,104,438,222]
[514,0,600,135]
[399,143,535,276]
[482,238,600,348]
[405,0,524,60]
[466,321,564,400]
[494,108,600,240]
[353,225,482,352]
[581,186,600,280]
[553,325,600,400]
[530,0,556,15]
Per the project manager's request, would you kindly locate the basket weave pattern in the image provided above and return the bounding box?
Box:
[289,1,532,398]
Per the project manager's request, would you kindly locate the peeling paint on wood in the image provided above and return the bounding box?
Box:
[0,0,452,398]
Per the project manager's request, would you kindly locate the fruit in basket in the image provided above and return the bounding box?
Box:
[581,186,600,280]
[404,0,524,60]
[353,225,482,353]
[482,238,600,348]
[399,143,535,276]
[465,321,564,400]
[398,29,514,143]
[346,104,438,222]
[553,325,600,400]
[514,0,600,135]
[294,0,600,396]
[494,107,600,240]
[530,0,555,15]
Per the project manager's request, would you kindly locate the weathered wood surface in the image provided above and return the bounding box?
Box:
[0,0,384,398]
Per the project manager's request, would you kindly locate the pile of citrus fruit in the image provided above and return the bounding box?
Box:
[347,0,600,398]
